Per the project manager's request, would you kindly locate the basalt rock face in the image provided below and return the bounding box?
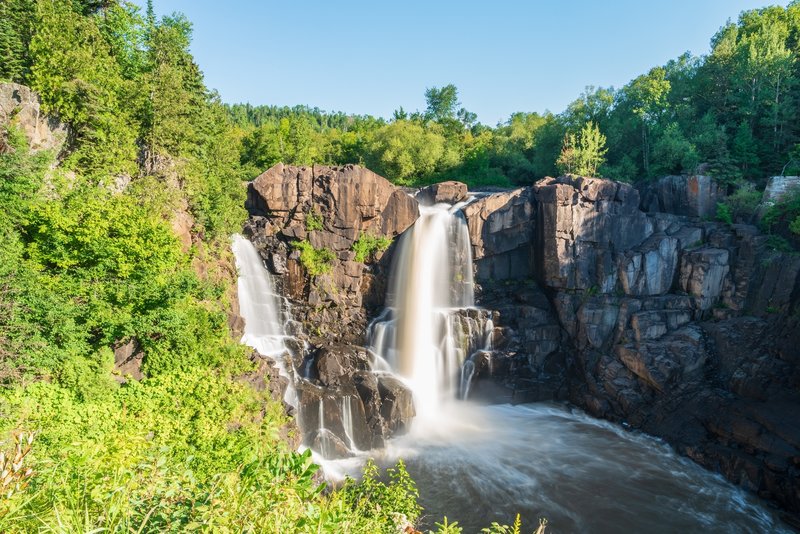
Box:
[462,174,800,521]
[244,163,419,455]
[241,166,800,518]
[245,163,419,343]
[640,174,724,218]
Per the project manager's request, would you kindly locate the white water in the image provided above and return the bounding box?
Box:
[232,234,297,406]
[369,203,477,423]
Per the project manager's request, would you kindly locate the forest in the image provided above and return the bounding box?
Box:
[0,0,799,531]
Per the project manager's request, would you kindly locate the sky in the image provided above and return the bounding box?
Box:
[136,0,791,125]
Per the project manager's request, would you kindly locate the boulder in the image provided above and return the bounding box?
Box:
[416,181,468,205]
[313,344,371,387]
[761,175,800,205]
[113,339,143,383]
[377,376,415,435]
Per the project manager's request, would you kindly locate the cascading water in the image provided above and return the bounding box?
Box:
[234,218,790,532]
[369,202,481,422]
[232,234,297,406]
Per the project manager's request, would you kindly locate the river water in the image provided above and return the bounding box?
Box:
[324,400,790,533]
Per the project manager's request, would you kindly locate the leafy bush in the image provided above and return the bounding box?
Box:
[340,459,421,534]
[760,187,800,250]
[352,233,392,262]
[715,202,733,224]
[305,209,324,231]
[292,240,335,276]
[724,183,762,223]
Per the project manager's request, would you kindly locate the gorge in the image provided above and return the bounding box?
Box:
[234,163,800,531]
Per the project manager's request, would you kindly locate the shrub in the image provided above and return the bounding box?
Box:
[352,233,392,263]
[715,202,733,224]
[292,240,335,276]
[724,184,761,223]
[305,209,324,231]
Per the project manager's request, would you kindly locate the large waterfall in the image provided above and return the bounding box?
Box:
[369,202,482,421]
[232,221,789,533]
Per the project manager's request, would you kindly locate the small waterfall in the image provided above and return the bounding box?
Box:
[342,397,357,451]
[460,359,476,400]
[317,398,331,459]
[369,203,478,422]
[232,234,297,406]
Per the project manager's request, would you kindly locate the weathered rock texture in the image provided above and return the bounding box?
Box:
[0,82,67,153]
[465,174,800,524]
[245,163,419,343]
[244,164,419,455]
[243,167,800,522]
[640,174,724,218]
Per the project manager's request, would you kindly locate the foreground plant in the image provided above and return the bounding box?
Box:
[0,431,34,500]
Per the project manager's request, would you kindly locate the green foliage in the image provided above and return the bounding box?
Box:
[340,459,422,534]
[716,202,733,224]
[760,187,800,250]
[352,233,391,263]
[433,516,463,533]
[305,209,324,231]
[556,121,608,176]
[292,240,335,276]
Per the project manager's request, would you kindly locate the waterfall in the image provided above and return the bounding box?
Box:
[232,234,297,406]
[369,203,477,421]
[342,396,357,452]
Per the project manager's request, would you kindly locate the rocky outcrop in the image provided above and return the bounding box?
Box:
[463,188,534,280]
[0,82,67,153]
[640,175,724,218]
[242,165,800,521]
[245,163,419,343]
[243,163,420,455]
[534,175,653,291]
[761,175,800,205]
[417,181,468,205]
[459,174,800,522]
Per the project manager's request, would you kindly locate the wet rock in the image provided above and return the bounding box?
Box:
[377,376,415,435]
[352,371,388,448]
[309,429,352,459]
[313,344,371,387]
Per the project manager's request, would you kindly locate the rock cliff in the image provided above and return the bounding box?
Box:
[243,167,800,524]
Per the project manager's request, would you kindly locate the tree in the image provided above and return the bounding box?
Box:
[424,84,460,122]
[367,120,446,184]
[556,122,607,177]
[623,67,671,176]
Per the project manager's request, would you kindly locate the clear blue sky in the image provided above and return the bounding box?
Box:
[136,0,791,125]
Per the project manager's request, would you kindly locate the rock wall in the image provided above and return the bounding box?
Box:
[244,164,422,454]
[462,174,800,524]
[245,163,419,344]
[244,167,800,523]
